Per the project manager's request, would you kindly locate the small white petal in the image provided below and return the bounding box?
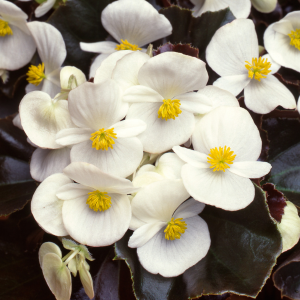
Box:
[56,128,92,146]
[112,119,147,138]
[39,242,62,267]
[262,53,281,75]
[173,198,205,219]
[60,66,86,90]
[56,183,93,201]
[89,53,110,78]
[123,85,164,103]
[229,161,272,178]
[80,41,117,54]
[35,0,56,18]
[251,0,277,13]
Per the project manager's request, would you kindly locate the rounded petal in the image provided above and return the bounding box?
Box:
[251,0,277,13]
[112,119,147,138]
[60,66,86,90]
[206,19,258,76]
[136,216,210,277]
[35,0,56,18]
[31,173,71,236]
[132,172,165,188]
[155,152,185,179]
[192,106,262,162]
[138,52,208,99]
[62,193,131,246]
[80,41,117,54]
[229,161,272,178]
[39,242,62,267]
[181,164,255,211]
[89,53,110,78]
[173,198,205,219]
[126,102,195,153]
[19,91,74,149]
[12,113,23,130]
[30,147,71,182]
[41,75,61,98]
[244,75,296,114]
[101,0,172,46]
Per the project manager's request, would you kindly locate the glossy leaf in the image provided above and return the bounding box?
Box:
[115,185,282,300]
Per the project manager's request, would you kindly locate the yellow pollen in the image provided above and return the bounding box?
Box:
[0,19,13,37]
[164,218,187,241]
[90,128,117,151]
[207,146,236,172]
[288,29,300,51]
[158,99,182,121]
[245,57,272,81]
[27,63,46,86]
[115,39,142,51]
[86,190,111,212]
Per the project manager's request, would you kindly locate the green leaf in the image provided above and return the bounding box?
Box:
[159,6,235,60]
[115,185,282,300]
[48,0,114,76]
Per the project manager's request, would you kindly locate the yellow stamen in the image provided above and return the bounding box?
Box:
[27,63,46,86]
[164,218,187,240]
[0,19,13,37]
[86,190,111,212]
[207,146,236,172]
[115,39,142,51]
[288,29,300,51]
[158,99,182,121]
[245,57,271,81]
[90,128,117,151]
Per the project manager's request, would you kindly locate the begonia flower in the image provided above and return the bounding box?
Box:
[264,11,300,73]
[32,162,138,246]
[124,52,209,153]
[80,0,172,77]
[173,106,272,211]
[129,180,210,277]
[0,0,36,70]
[26,21,67,98]
[251,0,277,13]
[206,18,296,114]
[56,80,146,178]
[190,0,251,18]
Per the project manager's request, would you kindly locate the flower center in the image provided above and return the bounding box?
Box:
[207,146,236,172]
[90,128,117,151]
[288,29,300,51]
[158,99,182,121]
[115,39,142,51]
[86,190,111,212]
[0,19,13,37]
[27,63,46,86]
[164,218,187,240]
[245,57,271,81]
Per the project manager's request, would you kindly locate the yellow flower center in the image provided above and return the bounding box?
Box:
[245,57,271,81]
[115,39,142,51]
[164,218,187,241]
[90,128,117,151]
[0,19,13,37]
[207,146,236,172]
[86,190,111,212]
[288,29,300,51]
[27,63,46,86]
[158,99,182,121]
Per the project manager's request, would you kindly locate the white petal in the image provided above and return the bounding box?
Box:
[28,22,66,73]
[30,147,71,182]
[56,183,93,201]
[206,19,258,76]
[56,128,92,146]
[0,0,28,21]
[68,80,126,130]
[12,113,23,130]
[39,242,62,267]
[126,102,195,153]
[123,85,164,103]
[244,75,296,114]
[63,162,138,194]
[251,0,277,13]
[35,0,56,18]
[272,20,294,36]
[213,74,251,96]
[136,216,210,277]
[101,0,172,46]
[31,173,71,236]
[192,106,262,162]
[262,53,281,75]
[19,91,74,149]
[70,137,143,178]
[41,75,61,98]
[132,172,165,188]
[112,119,147,138]
[172,146,209,169]
[94,50,131,84]
[229,161,272,178]
[79,263,94,299]
[138,52,208,99]
[62,193,131,246]
[173,198,205,219]
[89,53,110,78]
[60,66,86,90]
[80,41,117,54]
[181,164,255,211]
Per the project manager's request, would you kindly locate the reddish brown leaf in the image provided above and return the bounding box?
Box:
[154,42,199,58]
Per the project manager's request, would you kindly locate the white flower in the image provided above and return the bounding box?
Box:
[128,180,210,277]
[32,162,138,246]
[251,0,277,13]
[26,21,67,98]
[0,0,36,70]
[173,106,272,211]
[264,11,300,73]
[80,0,172,77]
[124,52,209,153]
[190,0,251,18]
[206,18,296,114]
[56,80,146,178]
